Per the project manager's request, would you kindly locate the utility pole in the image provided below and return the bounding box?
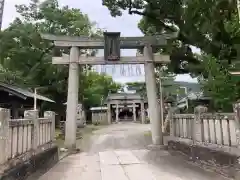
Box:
[237,0,240,23]
[159,69,164,132]
[180,86,188,110]
[229,0,240,75]
[158,66,171,132]
[100,96,104,124]
[34,88,37,110]
[176,86,189,111]
[0,0,5,30]
[33,86,50,110]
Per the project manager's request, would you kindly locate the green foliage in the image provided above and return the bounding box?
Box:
[199,54,240,111]
[82,72,121,108]
[102,0,240,76]
[155,68,179,100]
[126,70,180,103]
[102,0,240,109]
[126,81,146,96]
[0,0,120,113]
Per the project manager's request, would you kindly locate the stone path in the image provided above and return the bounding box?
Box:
[38,123,230,180]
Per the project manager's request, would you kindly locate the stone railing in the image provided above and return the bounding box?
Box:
[171,114,195,140]
[168,105,240,178]
[0,108,55,171]
[171,112,237,147]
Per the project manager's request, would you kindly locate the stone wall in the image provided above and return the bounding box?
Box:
[168,139,240,178]
[0,145,58,180]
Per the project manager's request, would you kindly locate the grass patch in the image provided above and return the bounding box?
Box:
[55,124,104,149]
[145,118,150,124]
[144,130,152,137]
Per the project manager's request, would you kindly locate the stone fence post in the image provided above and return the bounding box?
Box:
[168,107,175,136]
[0,108,10,164]
[193,105,207,143]
[233,102,240,148]
[44,111,56,141]
[24,110,39,150]
[107,103,111,124]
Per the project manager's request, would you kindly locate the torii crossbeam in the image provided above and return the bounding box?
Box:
[52,53,170,65]
[41,33,173,48]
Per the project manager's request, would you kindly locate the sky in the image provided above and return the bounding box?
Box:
[2,0,198,84]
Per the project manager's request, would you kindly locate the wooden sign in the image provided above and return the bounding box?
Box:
[104,32,121,61]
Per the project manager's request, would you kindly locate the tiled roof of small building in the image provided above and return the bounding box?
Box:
[0,82,55,103]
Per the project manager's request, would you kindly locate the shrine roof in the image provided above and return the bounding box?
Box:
[90,107,108,111]
[0,82,55,103]
[106,93,144,101]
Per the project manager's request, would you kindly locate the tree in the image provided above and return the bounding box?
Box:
[126,70,180,103]
[0,0,120,116]
[199,54,240,111]
[126,81,146,96]
[102,0,240,77]
[82,72,121,108]
[102,0,240,109]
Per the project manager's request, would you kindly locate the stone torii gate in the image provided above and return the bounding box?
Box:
[41,32,173,149]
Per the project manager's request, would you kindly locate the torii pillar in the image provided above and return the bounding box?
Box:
[144,45,163,146]
[65,46,79,149]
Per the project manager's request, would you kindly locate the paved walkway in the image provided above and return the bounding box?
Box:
[39,123,230,180]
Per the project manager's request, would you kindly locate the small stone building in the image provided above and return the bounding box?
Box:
[90,107,108,125]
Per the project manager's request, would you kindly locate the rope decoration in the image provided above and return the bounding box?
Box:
[87,65,143,76]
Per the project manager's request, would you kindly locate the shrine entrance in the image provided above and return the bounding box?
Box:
[41,32,175,149]
[118,108,133,121]
[114,104,138,121]
[106,93,145,123]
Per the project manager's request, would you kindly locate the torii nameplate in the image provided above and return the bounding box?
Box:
[104,32,121,61]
